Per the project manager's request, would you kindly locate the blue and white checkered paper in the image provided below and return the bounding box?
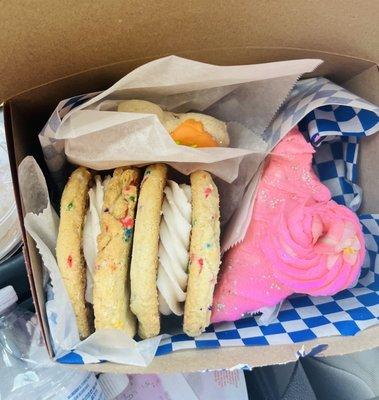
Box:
[56,78,379,364]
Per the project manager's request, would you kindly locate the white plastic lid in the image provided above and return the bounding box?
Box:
[0,285,18,314]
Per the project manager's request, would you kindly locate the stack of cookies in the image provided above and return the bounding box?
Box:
[57,164,221,339]
[56,102,228,340]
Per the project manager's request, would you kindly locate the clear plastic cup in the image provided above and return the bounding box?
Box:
[0,286,106,400]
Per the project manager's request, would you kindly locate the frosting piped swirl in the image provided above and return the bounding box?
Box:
[157,180,192,315]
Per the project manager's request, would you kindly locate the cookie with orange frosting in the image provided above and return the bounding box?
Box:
[117,100,229,148]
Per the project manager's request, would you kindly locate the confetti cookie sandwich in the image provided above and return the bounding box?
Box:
[130,165,221,338]
[118,99,230,148]
[57,166,141,339]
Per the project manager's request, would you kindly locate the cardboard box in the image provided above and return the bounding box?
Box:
[2,1,378,373]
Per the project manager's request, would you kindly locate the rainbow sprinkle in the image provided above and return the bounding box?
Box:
[66,201,74,211]
[204,185,213,198]
[141,169,151,185]
[123,227,133,242]
[198,257,204,272]
[67,255,73,268]
[120,216,134,229]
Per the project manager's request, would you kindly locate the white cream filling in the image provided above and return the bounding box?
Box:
[157,180,192,316]
[83,175,110,303]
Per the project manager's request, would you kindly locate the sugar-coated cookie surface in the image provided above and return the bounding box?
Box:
[93,167,140,338]
[56,167,93,339]
[130,164,168,339]
[184,170,220,337]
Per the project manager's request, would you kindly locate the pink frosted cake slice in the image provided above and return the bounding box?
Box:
[212,128,365,324]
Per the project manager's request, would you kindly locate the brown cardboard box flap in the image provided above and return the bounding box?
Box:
[1,0,378,101]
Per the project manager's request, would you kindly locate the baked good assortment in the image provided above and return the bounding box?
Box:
[56,109,365,341]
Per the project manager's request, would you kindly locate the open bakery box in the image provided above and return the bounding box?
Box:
[1,1,379,373]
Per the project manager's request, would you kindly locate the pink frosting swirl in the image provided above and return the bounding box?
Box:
[211,128,365,324]
[261,199,365,297]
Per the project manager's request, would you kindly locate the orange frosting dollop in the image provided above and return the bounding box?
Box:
[170,119,219,148]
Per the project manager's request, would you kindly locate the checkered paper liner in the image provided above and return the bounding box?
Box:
[56,78,379,364]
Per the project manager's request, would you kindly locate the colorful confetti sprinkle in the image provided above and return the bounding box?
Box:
[123,227,133,242]
[204,185,213,198]
[67,255,73,268]
[141,169,151,185]
[120,216,134,229]
[66,201,74,211]
[204,242,212,249]
[198,257,204,272]
[129,195,135,202]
